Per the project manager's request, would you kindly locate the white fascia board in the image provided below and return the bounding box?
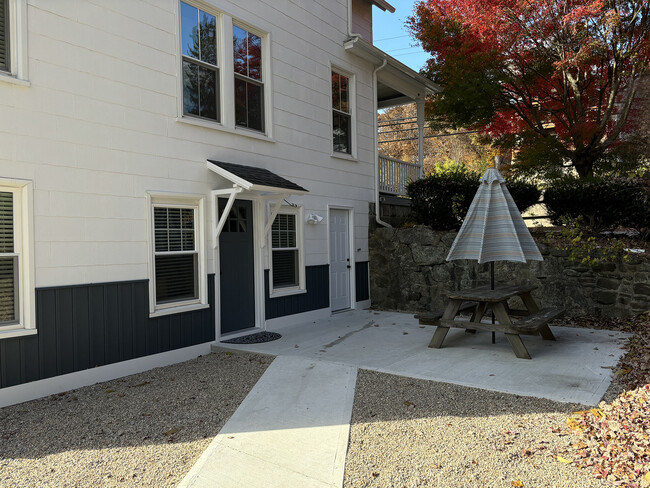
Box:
[249,184,308,196]
[371,0,395,13]
[343,37,440,95]
[206,162,254,190]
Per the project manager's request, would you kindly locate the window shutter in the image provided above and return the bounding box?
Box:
[0,0,8,72]
[0,192,16,323]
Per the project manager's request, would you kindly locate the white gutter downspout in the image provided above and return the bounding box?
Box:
[373,58,391,228]
[347,0,391,227]
[347,0,362,39]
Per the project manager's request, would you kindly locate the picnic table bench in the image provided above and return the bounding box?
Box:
[416,284,565,359]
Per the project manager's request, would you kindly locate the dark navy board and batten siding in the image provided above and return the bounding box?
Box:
[355,261,370,302]
[0,276,215,390]
[264,262,370,320]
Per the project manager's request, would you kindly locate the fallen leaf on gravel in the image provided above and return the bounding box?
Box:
[164,427,182,436]
[133,381,149,387]
[105,389,115,393]
[511,481,524,487]
[403,401,414,407]
[557,456,573,464]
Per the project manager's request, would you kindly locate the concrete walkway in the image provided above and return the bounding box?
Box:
[178,356,357,488]
[179,309,630,488]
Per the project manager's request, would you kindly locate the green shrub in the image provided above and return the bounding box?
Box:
[407,167,541,230]
[507,178,543,214]
[544,177,650,237]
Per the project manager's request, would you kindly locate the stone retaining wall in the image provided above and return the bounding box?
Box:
[369,226,650,317]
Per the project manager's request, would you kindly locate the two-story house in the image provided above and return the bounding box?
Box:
[0,0,435,406]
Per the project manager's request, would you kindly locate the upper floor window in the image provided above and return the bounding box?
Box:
[180,1,219,122]
[233,24,264,132]
[0,0,9,73]
[332,71,351,154]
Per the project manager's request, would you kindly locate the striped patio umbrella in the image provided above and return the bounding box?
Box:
[447,167,542,343]
[447,168,542,264]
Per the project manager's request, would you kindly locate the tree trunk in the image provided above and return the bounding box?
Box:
[570,152,597,178]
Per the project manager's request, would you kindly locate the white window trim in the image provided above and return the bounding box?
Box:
[330,65,357,159]
[175,1,273,140]
[146,192,208,318]
[0,0,29,87]
[0,178,34,340]
[268,206,305,298]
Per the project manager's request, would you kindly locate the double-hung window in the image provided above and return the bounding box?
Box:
[0,191,19,326]
[149,196,206,315]
[180,1,219,121]
[0,0,28,84]
[270,210,304,294]
[0,181,34,338]
[233,24,264,132]
[0,0,9,73]
[332,71,352,154]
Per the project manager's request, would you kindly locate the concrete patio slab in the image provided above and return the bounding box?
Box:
[178,356,357,488]
[217,309,630,405]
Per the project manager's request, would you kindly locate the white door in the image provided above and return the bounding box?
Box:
[329,209,351,311]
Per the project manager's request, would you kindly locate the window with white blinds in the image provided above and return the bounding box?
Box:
[153,205,199,306]
[270,210,304,293]
[0,191,18,325]
[0,0,9,73]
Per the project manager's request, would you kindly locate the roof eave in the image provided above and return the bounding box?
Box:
[372,0,395,13]
[343,37,440,95]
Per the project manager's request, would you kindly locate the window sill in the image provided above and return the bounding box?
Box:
[0,327,37,340]
[175,116,275,143]
[149,302,209,318]
[269,287,307,299]
[0,72,30,87]
[331,152,358,162]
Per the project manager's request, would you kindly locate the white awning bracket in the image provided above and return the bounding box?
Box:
[211,186,243,248]
[261,194,289,248]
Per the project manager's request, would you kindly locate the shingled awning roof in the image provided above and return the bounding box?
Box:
[207,160,308,194]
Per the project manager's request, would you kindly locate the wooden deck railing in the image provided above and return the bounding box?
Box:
[378,154,421,196]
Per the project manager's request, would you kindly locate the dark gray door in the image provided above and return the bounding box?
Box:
[219,199,255,333]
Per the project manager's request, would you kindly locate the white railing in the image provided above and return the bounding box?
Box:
[378,154,421,196]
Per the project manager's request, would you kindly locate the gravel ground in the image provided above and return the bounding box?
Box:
[344,370,610,488]
[0,350,271,488]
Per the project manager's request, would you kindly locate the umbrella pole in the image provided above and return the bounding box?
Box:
[491,262,495,344]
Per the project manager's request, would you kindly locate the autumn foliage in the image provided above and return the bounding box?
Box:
[409,0,650,178]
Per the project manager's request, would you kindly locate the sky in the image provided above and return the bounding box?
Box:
[372,0,429,72]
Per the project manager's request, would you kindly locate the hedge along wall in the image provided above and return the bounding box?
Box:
[370,226,650,317]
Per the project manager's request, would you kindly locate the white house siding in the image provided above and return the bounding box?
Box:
[0,0,376,288]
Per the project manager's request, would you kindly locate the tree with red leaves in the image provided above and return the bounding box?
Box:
[409,0,650,178]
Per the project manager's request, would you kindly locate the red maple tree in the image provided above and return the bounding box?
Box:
[409,0,650,178]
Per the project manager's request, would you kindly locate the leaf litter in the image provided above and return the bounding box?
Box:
[552,312,650,487]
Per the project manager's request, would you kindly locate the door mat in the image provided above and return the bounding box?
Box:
[221,331,282,344]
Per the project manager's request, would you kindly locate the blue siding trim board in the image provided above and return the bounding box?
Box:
[355,261,370,302]
[0,275,216,390]
[265,265,330,320]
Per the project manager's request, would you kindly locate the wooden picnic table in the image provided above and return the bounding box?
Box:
[417,284,564,359]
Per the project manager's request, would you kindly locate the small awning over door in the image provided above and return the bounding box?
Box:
[207,160,308,195]
[206,160,309,249]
